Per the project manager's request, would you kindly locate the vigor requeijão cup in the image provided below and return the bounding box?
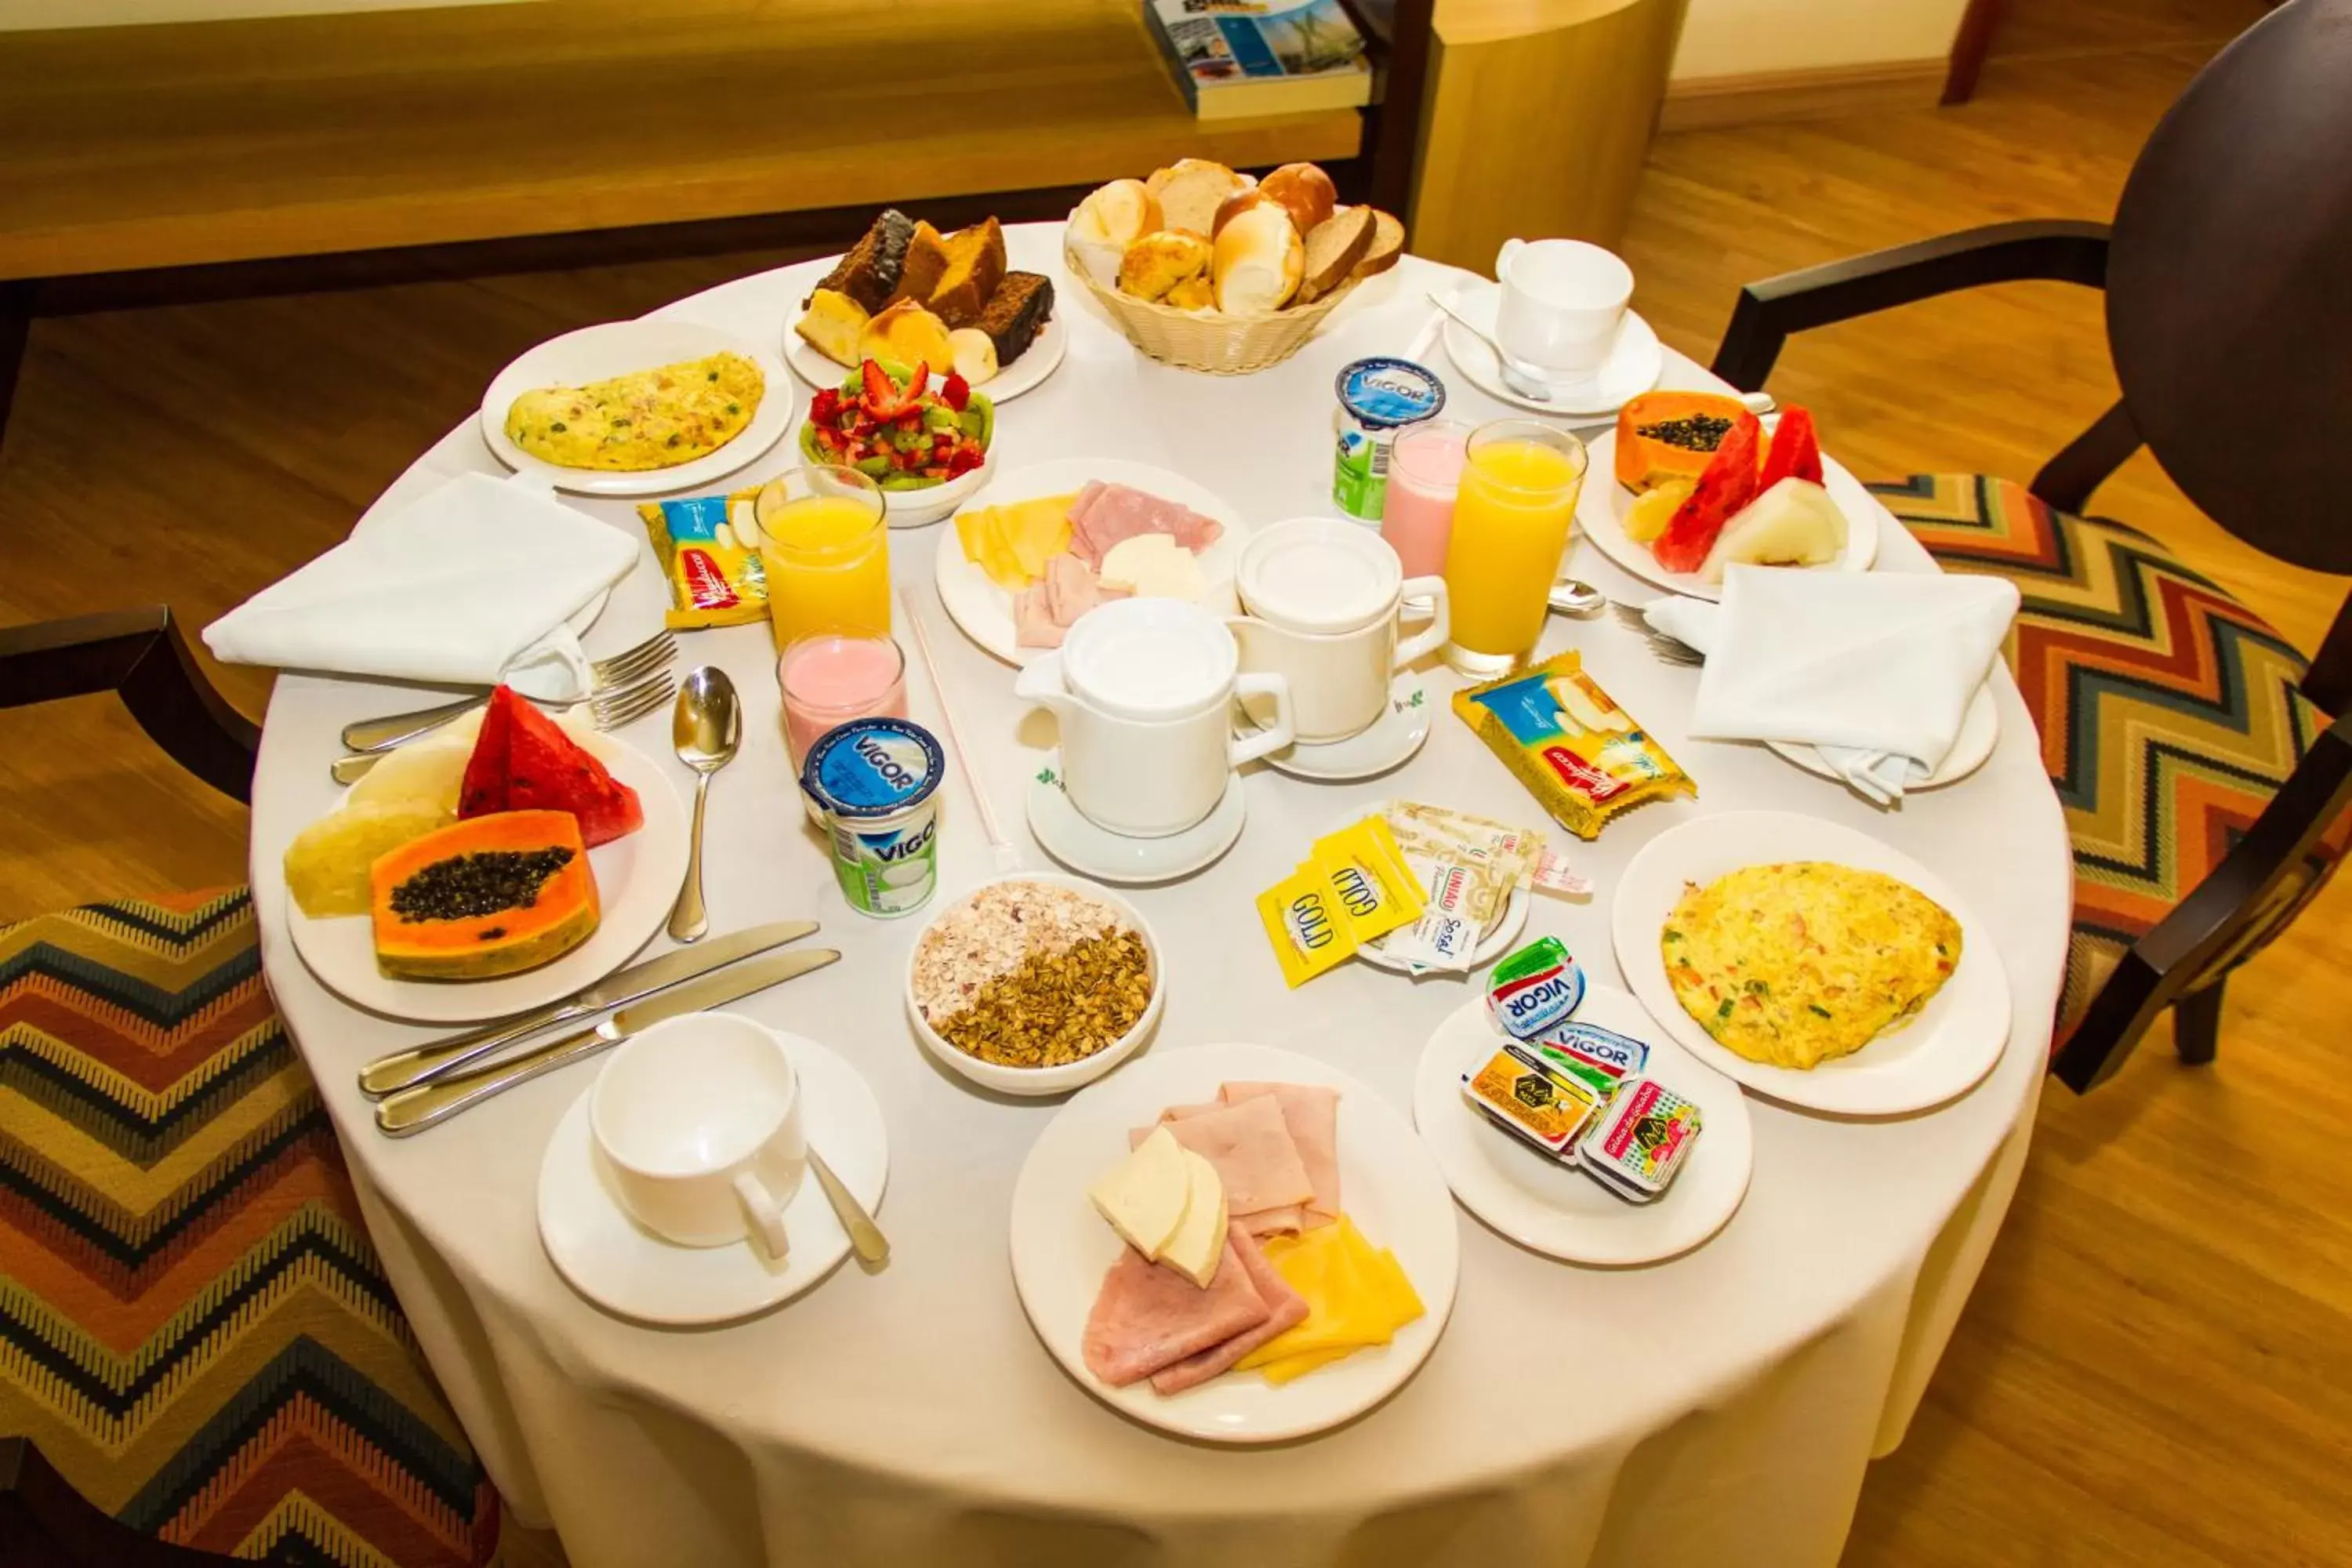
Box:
[1228,518,1449,744]
[1014,598,1295,839]
[589,1012,808,1259]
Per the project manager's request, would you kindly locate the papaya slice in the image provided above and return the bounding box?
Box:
[370,809,600,980]
[1652,412,1762,575]
[1614,390,1751,492]
[1757,405,1824,489]
[460,686,644,847]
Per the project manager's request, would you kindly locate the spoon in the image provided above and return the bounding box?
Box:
[1425,291,1554,402]
[1548,579,1608,616]
[666,666,741,943]
[806,1146,889,1266]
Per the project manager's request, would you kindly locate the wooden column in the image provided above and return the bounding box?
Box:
[1407,0,1690,273]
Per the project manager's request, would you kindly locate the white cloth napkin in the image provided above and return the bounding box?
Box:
[204,473,638,699]
[1645,565,2018,804]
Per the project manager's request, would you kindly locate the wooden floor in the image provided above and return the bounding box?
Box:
[2,0,2345,1562]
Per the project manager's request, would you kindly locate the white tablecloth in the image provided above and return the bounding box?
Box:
[249,223,2070,1568]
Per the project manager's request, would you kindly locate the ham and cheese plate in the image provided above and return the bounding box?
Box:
[1009,1041,1458,1443]
[934,458,1251,667]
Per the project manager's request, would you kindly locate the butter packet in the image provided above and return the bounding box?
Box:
[1309,821,1425,946]
[1451,652,1694,840]
[1256,866,1359,987]
[639,490,769,629]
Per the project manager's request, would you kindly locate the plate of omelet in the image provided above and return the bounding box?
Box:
[1611,811,2011,1115]
[480,320,792,496]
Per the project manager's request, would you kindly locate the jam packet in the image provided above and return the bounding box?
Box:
[1578,1076,1703,1201]
[1461,1044,1605,1161]
[1452,652,1694,839]
[639,489,770,629]
[1256,865,1359,987]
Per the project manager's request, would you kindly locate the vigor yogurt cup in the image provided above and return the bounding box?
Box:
[800,717,945,918]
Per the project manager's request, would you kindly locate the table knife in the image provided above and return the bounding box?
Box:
[372,946,839,1136]
[357,919,820,1098]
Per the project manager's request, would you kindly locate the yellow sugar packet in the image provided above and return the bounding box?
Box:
[1255,865,1359,988]
[1309,821,1424,946]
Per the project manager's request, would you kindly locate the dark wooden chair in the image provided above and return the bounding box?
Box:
[1,609,504,1566]
[1707,0,2352,1092]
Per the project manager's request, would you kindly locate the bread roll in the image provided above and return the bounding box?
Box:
[1212,204,1303,314]
[1069,179,1163,285]
[1352,209,1406,281]
[1118,229,1214,303]
[1210,187,1277,238]
[1296,206,1375,304]
[1164,274,1215,312]
[1258,163,1337,237]
[1148,158,1251,239]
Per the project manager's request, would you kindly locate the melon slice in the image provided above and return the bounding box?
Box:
[1698,477,1848,584]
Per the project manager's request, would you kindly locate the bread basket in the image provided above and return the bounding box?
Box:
[1062,234,1359,376]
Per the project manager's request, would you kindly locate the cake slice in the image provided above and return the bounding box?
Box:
[891,220,953,312]
[927,217,1007,327]
[808,209,914,314]
[976,271,1054,364]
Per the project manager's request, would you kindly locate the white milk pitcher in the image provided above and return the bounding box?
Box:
[1227,519,1448,743]
[1015,597,1294,838]
[1494,238,1634,376]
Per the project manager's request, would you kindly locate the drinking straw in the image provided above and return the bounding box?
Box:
[900,586,1022,873]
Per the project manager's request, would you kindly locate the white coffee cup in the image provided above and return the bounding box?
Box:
[1228,519,1449,743]
[1015,597,1294,839]
[589,1011,807,1259]
[1494,238,1634,377]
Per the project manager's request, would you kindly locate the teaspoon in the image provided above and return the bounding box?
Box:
[666,666,742,942]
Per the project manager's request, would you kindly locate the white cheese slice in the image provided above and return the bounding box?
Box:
[1098,533,1207,602]
[1160,1147,1229,1288]
[1087,1125,1189,1260]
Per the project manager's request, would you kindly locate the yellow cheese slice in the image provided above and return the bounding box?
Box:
[1257,1347,1355,1385]
[1004,494,1076,580]
[1235,1215,1423,1377]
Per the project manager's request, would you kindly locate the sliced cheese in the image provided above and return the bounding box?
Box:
[1234,1215,1424,1376]
[1160,1147,1229,1287]
[1088,1126,1190,1261]
[1098,533,1205,602]
[1003,494,1076,580]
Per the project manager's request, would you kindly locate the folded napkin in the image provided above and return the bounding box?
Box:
[205,473,638,699]
[1646,565,2018,804]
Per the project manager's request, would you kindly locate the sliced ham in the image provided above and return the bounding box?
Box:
[1240,1206,1305,1236]
[1082,1236,1269,1388]
[1066,483,1224,567]
[1222,1082,1341,1228]
[1149,1225,1311,1395]
[1014,554,1128,650]
[1136,1093,1315,1216]
[1012,584,1065,649]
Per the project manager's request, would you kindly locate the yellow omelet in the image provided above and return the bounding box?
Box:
[1661,862,1961,1069]
[503,351,763,471]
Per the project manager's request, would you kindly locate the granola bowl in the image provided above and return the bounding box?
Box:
[904,873,1164,1098]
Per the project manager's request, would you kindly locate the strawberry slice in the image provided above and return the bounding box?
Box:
[1757,405,1824,488]
[857,360,898,416]
[1653,413,1761,574]
[941,371,971,412]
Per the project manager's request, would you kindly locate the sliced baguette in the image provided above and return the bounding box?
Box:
[1296,207,1376,304]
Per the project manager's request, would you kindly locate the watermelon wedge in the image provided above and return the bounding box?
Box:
[1652,412,1762,575]
[459,686,644,847]
[1757,405,1824,489]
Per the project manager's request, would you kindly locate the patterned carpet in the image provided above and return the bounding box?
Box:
[1,889,500,1564]
[1875,475,2348,1045]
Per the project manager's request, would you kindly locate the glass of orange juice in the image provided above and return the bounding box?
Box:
[757,465,890,649]
[1440,420,1588,676]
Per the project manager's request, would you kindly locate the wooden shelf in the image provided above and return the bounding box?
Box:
[0,0,1361,280]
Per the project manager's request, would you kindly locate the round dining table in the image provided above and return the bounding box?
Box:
[249,221,2071,1568]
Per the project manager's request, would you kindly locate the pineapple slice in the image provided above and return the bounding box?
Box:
[284,800,455,918]
[1623,479,1694,544]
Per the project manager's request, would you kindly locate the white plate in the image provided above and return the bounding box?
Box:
[1768,679,2001,793]
[1413,986,1753,1265]
[285,745,689,1024]
[1439,280,1665,418]
[1008,1041,1460,1443]
[786,307,1068,405]
[1241,673,1433,783]
[933,458,1251,667]
[479,321,794,497]
[538,1027,888,1326]
[1611,811,2013,1116]
[1026,757,1246,885]
[1573,430,1882,602]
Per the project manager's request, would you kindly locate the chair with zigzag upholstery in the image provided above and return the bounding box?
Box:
[0,608,506,1566]
[1708,0,2352,1091]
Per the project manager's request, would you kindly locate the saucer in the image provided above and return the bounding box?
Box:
[1025,756,1247,884]
[538,1028,888,1326]
[1439,280,1664,417]
[1240,673,1433,782]
[1768,678,2000,795]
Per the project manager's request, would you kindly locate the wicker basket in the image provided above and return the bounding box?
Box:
[1062,235,1359,376]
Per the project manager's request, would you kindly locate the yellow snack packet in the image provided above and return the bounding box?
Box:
[1308,822,1424,946]
[1451,652,1695,839]
[1255,865,1359,987]
[638,488,770,629]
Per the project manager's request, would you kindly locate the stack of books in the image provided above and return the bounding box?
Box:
[1144,0,1374,121]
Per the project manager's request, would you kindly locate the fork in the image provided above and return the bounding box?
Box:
[329,670,676,782]
[338,630,676,754]
[1610,601,1705,666]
